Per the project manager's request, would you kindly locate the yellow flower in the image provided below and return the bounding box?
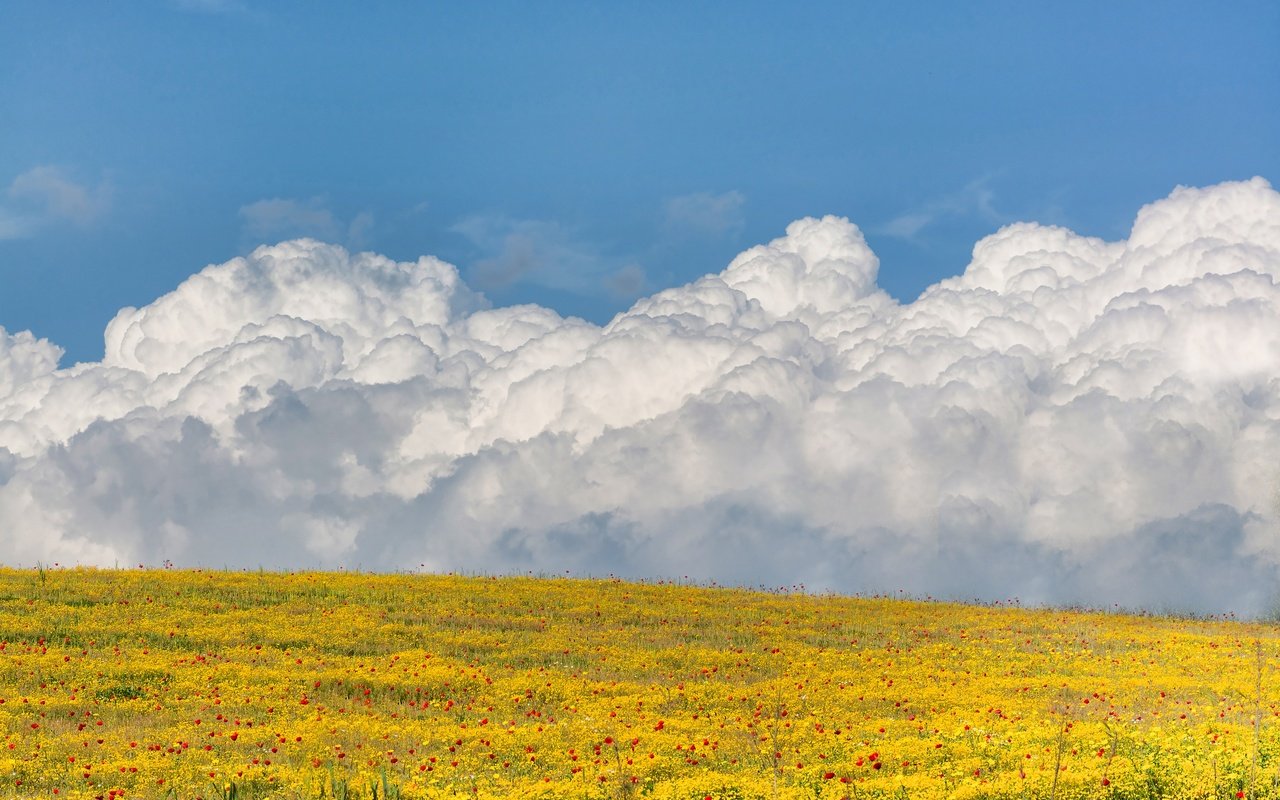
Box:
[0,566,1277,798]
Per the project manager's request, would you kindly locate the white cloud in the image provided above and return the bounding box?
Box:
[664,190,746,238]
[2,178,1280,614]
[0,166,111,238]
[0,329,62,400]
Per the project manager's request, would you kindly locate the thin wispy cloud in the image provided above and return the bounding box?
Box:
[0,166,111,239]
[603,263,648,299]
[877,177,1003,241]
[450,214,644,298]
[239,197,374,247]
[0,211,34,242]
[663,190,746,239]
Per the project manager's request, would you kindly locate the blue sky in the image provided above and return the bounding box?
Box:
[2,1,1277,365]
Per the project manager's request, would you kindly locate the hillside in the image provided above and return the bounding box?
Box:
[0,568,1275,799]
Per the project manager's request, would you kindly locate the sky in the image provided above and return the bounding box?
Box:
[3,3,1280,615]
[2,1,1277,364]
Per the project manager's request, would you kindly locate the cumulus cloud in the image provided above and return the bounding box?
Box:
[3,178,1280,614]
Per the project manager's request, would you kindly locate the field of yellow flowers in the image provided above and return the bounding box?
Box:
[1,567,1278,799]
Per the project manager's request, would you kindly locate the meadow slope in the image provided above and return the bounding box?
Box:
[0,568,1277,799]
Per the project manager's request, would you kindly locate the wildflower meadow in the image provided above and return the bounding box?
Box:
[1,567,1278,799]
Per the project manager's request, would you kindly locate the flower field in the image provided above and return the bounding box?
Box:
[1,568,1279,799]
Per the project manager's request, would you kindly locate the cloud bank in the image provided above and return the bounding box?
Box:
[3,178,1280,614]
